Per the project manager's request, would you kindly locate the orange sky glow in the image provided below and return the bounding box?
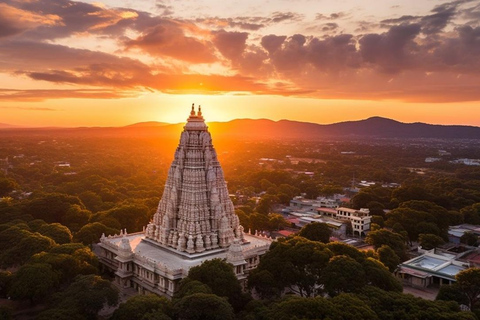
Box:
[1,0,480,127]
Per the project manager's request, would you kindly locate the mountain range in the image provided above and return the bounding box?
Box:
[1,117,480,140]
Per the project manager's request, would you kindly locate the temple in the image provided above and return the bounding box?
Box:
[95,105,272,297]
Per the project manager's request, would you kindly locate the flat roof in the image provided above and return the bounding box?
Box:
[407,256,448,270]
[437,264,465,277]
[101,232,272,275]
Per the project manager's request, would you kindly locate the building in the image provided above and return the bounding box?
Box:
[95,105,272,297]
[286,196,340,213]
[448,224,480,244]
[297,216,349,239]
[396,247,476,288]
[335,207,371,236]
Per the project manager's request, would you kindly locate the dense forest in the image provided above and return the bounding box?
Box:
[1,129,480,319]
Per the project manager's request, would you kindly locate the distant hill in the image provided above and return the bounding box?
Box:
[0,123,19,129]
[124,121,171,128]
[204,117,480,140]
[1,117,479,140]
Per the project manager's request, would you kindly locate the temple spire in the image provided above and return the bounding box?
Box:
[146,105,242,254]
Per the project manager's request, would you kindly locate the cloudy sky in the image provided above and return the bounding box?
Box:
[1,0,480,126]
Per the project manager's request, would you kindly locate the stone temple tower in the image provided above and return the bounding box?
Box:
[145,104,244,254]
[96,105,271,297]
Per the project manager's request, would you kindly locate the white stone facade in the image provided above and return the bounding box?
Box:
[335,207,371,236]
[95,105,272,297]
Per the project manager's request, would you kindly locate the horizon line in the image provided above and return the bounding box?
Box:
[2,116,480,130]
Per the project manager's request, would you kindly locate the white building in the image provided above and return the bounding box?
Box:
[95,105,272,297]
[396,248,470,288]
[335,207,371,236]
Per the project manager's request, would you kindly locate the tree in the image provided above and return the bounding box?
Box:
[326,242,366,262]
[30,244,98,283]
[266,296,336,320]
[62,205,91,232]
[112,294,172,320]
[9,263,59,304]
[0,271,12,298]
[25,193,84,223]
[256,195,279,214]
[98,204,151,232]
[377,245,400,272]
[173,293,234,320]
[48,275,118,318]
[455,268,480,310]
[0,178,18,197]
[246,269,280,300]
[74,222,119,245]
[358,286,476,320]
[418,233,445,250]
[365,229,407,261]
[321,255,366,296]
[38,223,73,244]
[249,213,269,233]
[461,232,478,246]
[0,231,56,268]
[187,259,246,311]
[362,258,402,292]
[268,213,288,231]
[173,279,212,301]
[436,284,469,307]
[331,293,379,320]
[0,306,13,320]
[248,237,332,298]
[298,222,332,243]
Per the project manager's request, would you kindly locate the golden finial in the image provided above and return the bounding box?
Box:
[190,103,195,116]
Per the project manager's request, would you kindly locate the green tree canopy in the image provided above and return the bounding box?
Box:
[455,268,480,310]
[418,233,445,250]
[38,223,73,244]
[9,263,59,304]
[248,237,333,298]
[73,222,119,245]
[321,255,366,296]
[47,275,118,318]
[298,222,332,243]
[377,245,400,272]
[187,259,247,311]
[173,293,234,320]
[365,229,407,261]
[112,294,172,320]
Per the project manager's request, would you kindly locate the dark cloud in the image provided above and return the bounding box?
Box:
[124,21,216,63]
[194,12,302,31]
[359,24,421,73]
[271,12,303,23]
[0,40,149,73]
[315,12,348,20]
[195,17,265,31]
[381,15,419,26]
[213,30,249,60]
[1,0,139,40]
[0,3,62,38]
[261,35,287,54]
[420,1,458,34]
[0,89,134,101]
[322,23,339,32]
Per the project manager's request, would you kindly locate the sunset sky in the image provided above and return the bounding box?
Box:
[1,0,480,127]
